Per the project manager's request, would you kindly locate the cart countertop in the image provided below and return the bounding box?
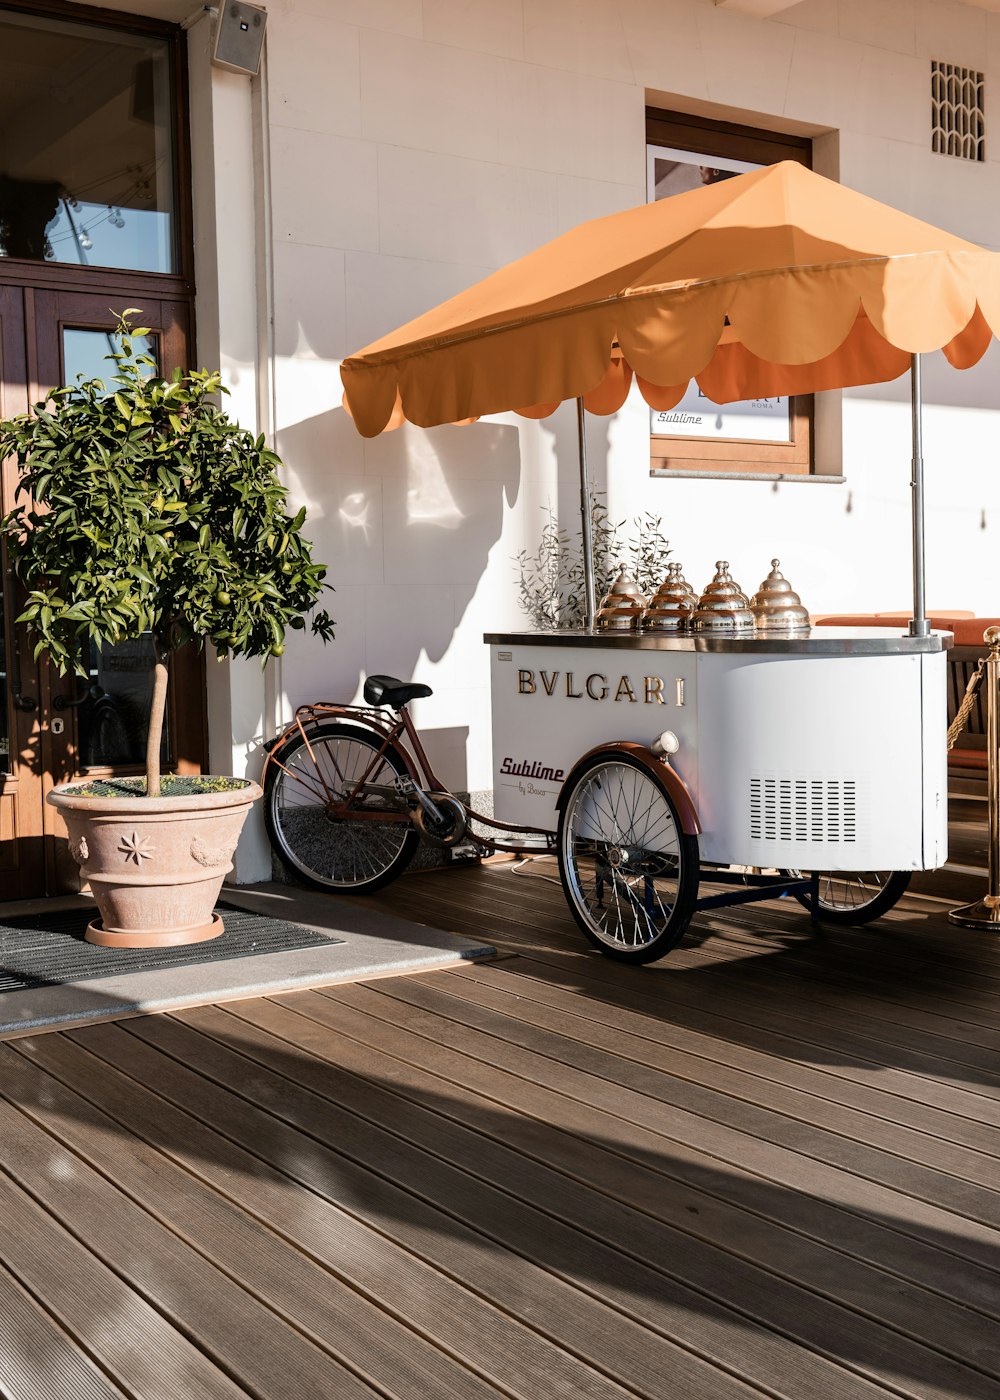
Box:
[483,627,952,656]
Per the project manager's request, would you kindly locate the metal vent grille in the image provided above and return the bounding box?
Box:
[749,777,857,844]
[932,61,985,161]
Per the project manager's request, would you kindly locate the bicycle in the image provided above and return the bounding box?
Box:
[262,673,556,896]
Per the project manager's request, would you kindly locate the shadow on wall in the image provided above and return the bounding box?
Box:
[540,404,611,542]
[273,406,526,718]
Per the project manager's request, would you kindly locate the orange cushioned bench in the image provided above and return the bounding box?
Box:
[813,612,999,793]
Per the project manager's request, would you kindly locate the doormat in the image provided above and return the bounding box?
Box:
[0,904,337,994]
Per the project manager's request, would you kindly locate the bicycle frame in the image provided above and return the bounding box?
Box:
[263,701,556,855]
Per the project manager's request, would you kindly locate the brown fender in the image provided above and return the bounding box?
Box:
[555,741,701,835]
[262,715,420,788]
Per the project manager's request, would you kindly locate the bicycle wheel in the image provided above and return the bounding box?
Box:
[557,752,699,963]
[791,870,911,925]
[264,721,418,893]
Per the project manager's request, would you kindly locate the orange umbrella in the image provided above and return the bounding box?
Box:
[342,160,1000,432]
[341,161,1000,628]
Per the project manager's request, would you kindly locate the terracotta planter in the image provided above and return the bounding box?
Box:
[47,780,263,948]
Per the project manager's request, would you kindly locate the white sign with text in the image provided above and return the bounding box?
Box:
[651,387,791,443]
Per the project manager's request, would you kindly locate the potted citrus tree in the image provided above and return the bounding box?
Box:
[0,311,333,948]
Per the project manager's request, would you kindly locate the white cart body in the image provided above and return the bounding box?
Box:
[487,628,949,872]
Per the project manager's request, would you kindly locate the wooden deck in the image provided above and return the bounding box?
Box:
[2,836,1000,1399]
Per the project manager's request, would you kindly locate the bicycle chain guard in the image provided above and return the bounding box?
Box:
[412,792,469,847]
[391,774,468,846]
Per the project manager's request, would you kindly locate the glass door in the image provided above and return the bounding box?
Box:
[0,288,207,896]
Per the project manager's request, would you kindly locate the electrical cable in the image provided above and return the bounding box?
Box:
[508,854,562,885]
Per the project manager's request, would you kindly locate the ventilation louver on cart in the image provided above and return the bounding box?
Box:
[749,776,858,845]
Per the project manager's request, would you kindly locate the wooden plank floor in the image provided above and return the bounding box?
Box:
[2,844,1000,1398]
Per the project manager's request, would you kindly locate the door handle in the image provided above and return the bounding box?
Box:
[6,574,38,711]
[53,684,102,711]
[7,616,38,711]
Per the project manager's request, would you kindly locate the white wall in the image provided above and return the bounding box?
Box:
[186,0,1000,876]
[186,11,277,879]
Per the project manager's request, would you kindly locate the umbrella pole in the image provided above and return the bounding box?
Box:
[576,397,597,629]
[908,353,930,638]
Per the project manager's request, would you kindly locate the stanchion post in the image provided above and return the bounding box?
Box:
[949,626,1000,928]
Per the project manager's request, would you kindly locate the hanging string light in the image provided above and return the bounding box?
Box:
[47,160,162,257]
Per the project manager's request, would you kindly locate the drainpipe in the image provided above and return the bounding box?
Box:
[250,30,284,737]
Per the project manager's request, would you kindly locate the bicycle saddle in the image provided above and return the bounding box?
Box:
[364,674,433,708]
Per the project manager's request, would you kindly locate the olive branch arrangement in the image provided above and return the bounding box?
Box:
[515,497,672,629]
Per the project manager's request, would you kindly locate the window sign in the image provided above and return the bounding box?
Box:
[645,143,792,448]
[651,391,792,444]
[78,636,170,770]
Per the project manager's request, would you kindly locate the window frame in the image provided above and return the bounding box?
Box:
[0,0,195,290]
[645,108,813,478]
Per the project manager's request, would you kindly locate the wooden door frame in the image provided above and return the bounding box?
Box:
[0,285,46,899]
[7,285,209,893]
[30,284,209,777]
[0,0,203,895]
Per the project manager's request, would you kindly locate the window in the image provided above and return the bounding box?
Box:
[0,7,179,273]
[645,109,813,477]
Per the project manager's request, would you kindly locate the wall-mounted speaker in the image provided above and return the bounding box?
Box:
[212,0,267,76]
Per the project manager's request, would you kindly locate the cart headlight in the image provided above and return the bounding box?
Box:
[651,730,679,759]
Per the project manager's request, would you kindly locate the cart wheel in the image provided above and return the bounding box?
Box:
[790,870,911,925]
[264,721,418,893]
[557,751,699,963]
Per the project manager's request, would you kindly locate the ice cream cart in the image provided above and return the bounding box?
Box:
[482,619,947,960]
[325,162,1000,961]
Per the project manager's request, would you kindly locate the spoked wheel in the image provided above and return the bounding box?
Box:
[264,721,418,893]
[791,870,911,925]
[557,752,699,963]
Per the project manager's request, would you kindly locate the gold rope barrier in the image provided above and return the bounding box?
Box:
[946,658,986,752]
[949,627,1000,929]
